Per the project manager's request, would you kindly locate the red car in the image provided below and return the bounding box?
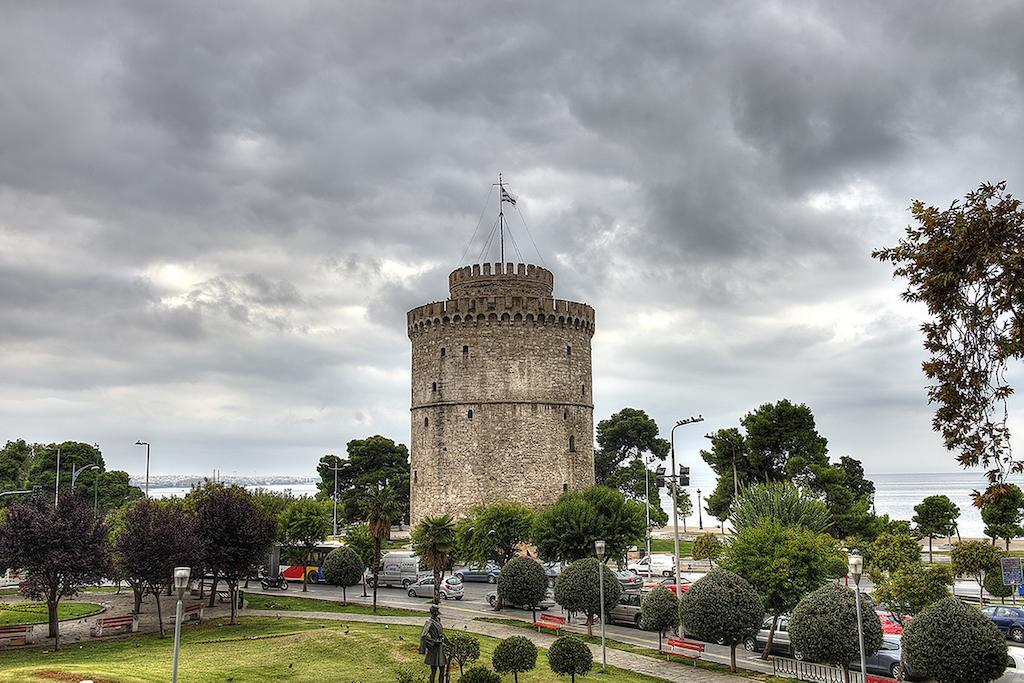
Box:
[642,576,692,593]
[876,609,910,635]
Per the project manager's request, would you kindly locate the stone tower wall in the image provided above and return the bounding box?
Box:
[408,262,596,523]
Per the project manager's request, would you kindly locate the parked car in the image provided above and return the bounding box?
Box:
[641,575,692,593]
[607,590,644,628]
[407,575,464,600]
[997,649,1024,683]
[544,563,563,587]
[487,589,556,611]
[455,561,502,584]
[849,634,925,681]
[982,605,1024,643]
[615,569,644,591]
[627,554,676,577]
[744,616,802,659]
[876,609,910,636]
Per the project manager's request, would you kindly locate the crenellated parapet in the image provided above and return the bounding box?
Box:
[449,262,554,299]
[407,296,595,338]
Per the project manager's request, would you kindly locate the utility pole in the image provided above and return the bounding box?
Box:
[670,415,703,598]
[135,441,151,497]
[697,489,703,530]
[319,456,343,537]
[54,448,61,509]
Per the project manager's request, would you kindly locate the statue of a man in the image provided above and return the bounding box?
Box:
[419,605,448,683]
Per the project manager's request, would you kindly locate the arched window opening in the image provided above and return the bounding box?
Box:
[462,345,469,354]
[566,345,572,357]
[569,435,576,452]
[432,382,437,392]
[467,409,474,419]
[424,417,429,427]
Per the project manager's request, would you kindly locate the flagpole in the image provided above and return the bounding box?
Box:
[498,173,505,264]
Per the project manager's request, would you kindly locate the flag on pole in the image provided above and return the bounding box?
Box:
[501,188,517,206]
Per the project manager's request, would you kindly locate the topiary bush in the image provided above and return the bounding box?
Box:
[458,665,501,683]
[984,570,1014,603]
[553,558,621,636]
[692,533,724,566]
[788,583,883,671]
[547,635,593,681]
[679,568,764,672]
[444,631,480,675]
[640,585,679,650]
[321,546,364,603]
[903,596,1007,683]
[492,635,538,682]
[497,557,549,615]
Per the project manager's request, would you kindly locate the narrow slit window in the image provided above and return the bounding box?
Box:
[566,345,572,356]
[424,417,429,427]
[413,470,418,484]
[463,345,469,354]
[467,409,474,419]
[569,435,576,452]
[440,347,446,357]
[432,382,437,392]
[581,384,586,397]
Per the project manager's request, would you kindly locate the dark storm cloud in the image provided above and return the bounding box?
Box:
[1,0,1021,475]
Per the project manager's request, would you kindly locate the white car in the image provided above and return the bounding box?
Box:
[627,554,676,577]
[998,650,1024,683]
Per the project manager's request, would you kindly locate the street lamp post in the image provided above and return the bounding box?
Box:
[54,448,61,508]
[319,457,343,537]
[848,550,867,683]
[135,441,150,497]
[595,539,607,672]
[644,459,652,580]
[696,488,703,530]
[171,566,191,683]
[71,463,99,488]
[0,490,33,500]
[670,415,703,598]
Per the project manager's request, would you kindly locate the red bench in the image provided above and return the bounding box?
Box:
[171,603,203,624]
[90,614,138,637]
[0,624,33,647]
[659,638,705,666]
[533,614,566,633]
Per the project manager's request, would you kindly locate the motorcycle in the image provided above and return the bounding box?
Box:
[260,574,289,591]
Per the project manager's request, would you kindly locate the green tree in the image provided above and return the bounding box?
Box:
[94,470,144,512]
[459,666,501,683]
[344,523,375,568]
[870,531,921,576]
[723,520,843,660]
[496,557,549,619]
[532,486,646,564]
[280,498,331,592]
[0,439,34,492]
[729,481,832,534]
[547,635,593,682]
[903,596,1007,683]
[874,563,953,620]
[806,456,878,539]
[789,583,884,682]
[317,435,411,524]
[640,585,679,650]
[952,540,1004,604]
[672,485,694,532]
[594,408,672,527]
[363,484,402,613]
[874,181,1024,486]
[692,533,723,567]
[982,484,1024,549]
[913,495,960,562]
[492,635,537,682]
[444,631,480,676]
[322,546,364,604]
[410,514,456,604]
[680,568,764,672]
[984,570,1015,604]
[553,558,621,637]
[455,501,533,566]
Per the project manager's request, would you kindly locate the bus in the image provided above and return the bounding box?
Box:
[278,541,344,584]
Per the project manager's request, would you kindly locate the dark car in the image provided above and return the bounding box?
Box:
[615,569,643,591]
[981,605,1024,642]
[849,634,925,681]
[455,561,501,584]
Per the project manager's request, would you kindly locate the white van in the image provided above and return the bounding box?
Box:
[627,554,676,577]
[375,551,423,589]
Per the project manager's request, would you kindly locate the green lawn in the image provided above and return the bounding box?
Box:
[0,602,104,626]
[246,592,423,617]
[0,616,667,682]
[648,538,695,556]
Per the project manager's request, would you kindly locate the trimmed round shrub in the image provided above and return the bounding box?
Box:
[458,665,501,683]
[692,533,724,564]
[553,558,621,635]
[640,585,679,640]
[984,570,1014,600]
[322,546,364,599]
[788,582,883,668]
[444,631,480,674]
[492,635,538,682]
[497,557,549,610]
[547,635,593,681]
[680,568,764,671]
[903,596,1007,683]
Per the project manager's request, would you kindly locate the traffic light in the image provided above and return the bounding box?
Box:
[654,465,666,488]
[678,466,691,487]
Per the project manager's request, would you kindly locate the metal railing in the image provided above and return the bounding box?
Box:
[771,656,874,683]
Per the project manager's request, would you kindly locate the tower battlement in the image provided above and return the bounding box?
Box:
[407,296,595,338]
[449,262,554,298]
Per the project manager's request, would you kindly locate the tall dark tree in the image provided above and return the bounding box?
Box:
[455,501,533,566]
[594,408,671,526]
[532,485,646,564]
[194,485,276,624]
[914,495,961,562]
[0,439,34,492]
[316,435,411,523]
[981,483,1024,549]
[808,456,877,539]
[0,492,110,646]
[874,181,1024,493]
[363,484,402,612]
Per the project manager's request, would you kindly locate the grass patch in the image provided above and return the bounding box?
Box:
[245,592,423,617]
[0,616,669,682]
[81,585,121,594]
[648,539,695,556]
[0,602,104,626]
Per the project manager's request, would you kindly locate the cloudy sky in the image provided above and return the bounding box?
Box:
[2,1,1022,481]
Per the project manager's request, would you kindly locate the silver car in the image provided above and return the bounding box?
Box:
[407,575,464,600]
[607,590,643,628]
[744,616,802,659]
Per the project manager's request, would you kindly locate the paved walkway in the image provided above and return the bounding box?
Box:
[266,609,747,682]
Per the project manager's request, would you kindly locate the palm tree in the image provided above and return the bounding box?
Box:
[362,485,402,613]
[411,514,457,604]
[729,481,832,534]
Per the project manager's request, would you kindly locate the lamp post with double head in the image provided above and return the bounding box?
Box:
[135,441,150,497]
[171,566,191,683]
[319,456,343,537]
[670,416,703,598]
[595,539,607,672]
[696,488,703,530]
[848,550,867,681]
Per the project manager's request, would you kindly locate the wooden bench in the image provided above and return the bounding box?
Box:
[0,624,33,647]
[659,638,705,666]
[533,614,566,633]
[171,603,203,624]
[90,614,138,637]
